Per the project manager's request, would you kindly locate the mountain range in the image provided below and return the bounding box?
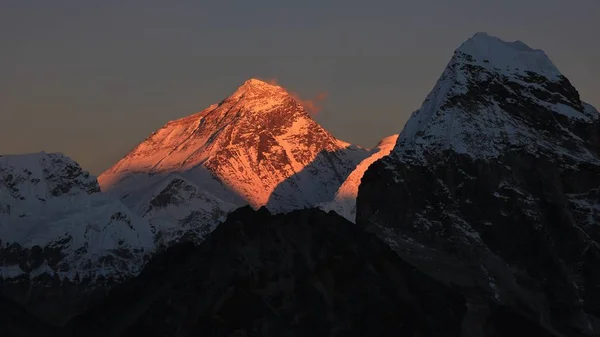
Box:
[1,32,598,336]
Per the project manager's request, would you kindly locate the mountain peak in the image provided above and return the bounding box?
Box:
[242,78,277,88]
[456,32,560,80]
[0,152,101,198]
[393,33,597,162]
[376,134,400,148]
[100,77,370,219]
[232,78,287,98]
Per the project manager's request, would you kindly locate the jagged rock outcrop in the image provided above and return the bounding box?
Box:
[357,32,600,336]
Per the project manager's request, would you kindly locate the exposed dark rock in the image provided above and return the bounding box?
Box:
[60,207,559,337]
[358,150,600,335]
[147,178,192,210]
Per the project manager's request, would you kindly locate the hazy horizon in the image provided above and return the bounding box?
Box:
[1,1,599,175]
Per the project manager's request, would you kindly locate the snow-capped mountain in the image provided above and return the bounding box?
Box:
[99,78,371,244]
[320,134,398,221]
[393,32,599,163]
[0,152,154,323]
[357,32,600,335]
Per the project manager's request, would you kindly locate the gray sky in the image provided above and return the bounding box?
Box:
[1,0,598,175]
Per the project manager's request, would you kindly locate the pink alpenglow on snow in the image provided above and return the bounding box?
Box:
[320,134,399,222]
[99,78,371,244]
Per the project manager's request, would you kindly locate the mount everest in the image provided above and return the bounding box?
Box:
[98,78,383,244]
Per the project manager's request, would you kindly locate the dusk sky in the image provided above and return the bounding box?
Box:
[1,0,598,175]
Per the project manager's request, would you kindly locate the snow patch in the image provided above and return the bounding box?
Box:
[320,134,399,222]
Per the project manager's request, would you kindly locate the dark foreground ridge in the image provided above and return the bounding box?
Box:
[5,206,557,337]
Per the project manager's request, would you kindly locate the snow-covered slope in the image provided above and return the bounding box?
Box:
[320,134,398,221]
[99,79,370,243]
[0,152,154,281]
[139,175,237,245]
[394,32,599,164]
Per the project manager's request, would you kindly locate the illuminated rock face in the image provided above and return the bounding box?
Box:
[357,32,600,335]
[99,78,372,245]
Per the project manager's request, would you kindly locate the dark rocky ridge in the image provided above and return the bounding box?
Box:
[0,294,63,337]
[60,206,559,337]
[358,150,600,336]
[64,207,465,336]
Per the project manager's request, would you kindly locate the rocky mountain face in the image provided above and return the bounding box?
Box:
[99,79,371,245]
[0,153,154,325]
[357,32,600,336]
[320,134,399,221]
[60,207,557,337]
